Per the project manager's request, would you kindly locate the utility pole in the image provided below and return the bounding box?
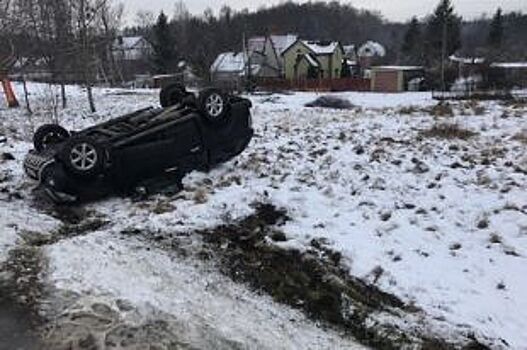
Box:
[242,32,252,93]
[79,0,96,113]
[440,16,448,92]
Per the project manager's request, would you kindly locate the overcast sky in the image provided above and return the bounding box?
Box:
[124,0,527,23]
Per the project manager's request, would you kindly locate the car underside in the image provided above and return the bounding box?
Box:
[23,86,254,203]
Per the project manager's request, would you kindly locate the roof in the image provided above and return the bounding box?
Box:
[113,36,146,50]
[373,65,424,71]
[303,53,320,67]
[491,62,527,69]
[302,41,340,55]
[449,55,485,64]
[343,45,356,56]
[343,45,355,52]
[270,34,298,55]
[358,41,386,58]
[247,34,298,56]
[211,52,247,73]
[248,37,266,53]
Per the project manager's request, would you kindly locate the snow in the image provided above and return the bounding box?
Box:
[210,52,247,73]
[112,36,144,50]
[449,55,486,65]
[491,62,527,69]
[304,53,320,67]
[47,231,365,349]
[1,82,527,348]
[358,41,386,57]
[0,136,61,263]
[270,34,298,55]
[373,65,424,71]
[302,41,340,55]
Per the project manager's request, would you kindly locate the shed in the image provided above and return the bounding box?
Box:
[371,66,424,92]
[489,62,527,88]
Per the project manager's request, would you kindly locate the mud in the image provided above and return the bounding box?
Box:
[42,297,195,350]
[0,246,45,350]
[1,198,492,350]
[185,203,490,350]
[0,294,41,350]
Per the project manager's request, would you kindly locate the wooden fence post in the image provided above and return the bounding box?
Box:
[1,76,19,108]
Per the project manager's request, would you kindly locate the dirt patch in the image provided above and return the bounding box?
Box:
[419,123,477,140]
[0,246,46,350]
[26,199,111,246]
[175,204,485,349]
[0,293,42,350]
[122,203,492,349]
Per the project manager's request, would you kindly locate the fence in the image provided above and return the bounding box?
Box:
[256,77,371,92]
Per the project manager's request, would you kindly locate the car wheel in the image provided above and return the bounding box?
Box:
[198,88,230,124]
[60,137,106,179]
[160,83,187,108]
[34,124,70,152]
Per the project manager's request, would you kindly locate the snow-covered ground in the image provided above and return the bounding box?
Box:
[1,83,526,348]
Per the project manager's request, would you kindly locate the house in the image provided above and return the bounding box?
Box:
[210,52,247,82]
[489,62,527,88]
[371,66,424,92]
[282,40,344,80]
[247,34,298,78]
[112,36,152,61]
[357,41,386,69]
[111,36,153,82]
[210,52,259,90]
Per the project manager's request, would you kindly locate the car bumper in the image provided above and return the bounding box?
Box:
[24,151,79,203]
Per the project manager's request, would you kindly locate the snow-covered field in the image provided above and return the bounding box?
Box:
[1,83,526,349]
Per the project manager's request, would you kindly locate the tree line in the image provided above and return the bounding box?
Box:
[2,0,526,95]
[1,0,124,112]
[140,0,525,84]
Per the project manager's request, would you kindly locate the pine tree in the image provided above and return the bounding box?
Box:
[152,11,176,74]
[487,8,504,49]
[401,17,422,64]
[424,0,462,64]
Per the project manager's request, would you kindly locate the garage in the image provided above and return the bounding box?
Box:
[371,66,424,92]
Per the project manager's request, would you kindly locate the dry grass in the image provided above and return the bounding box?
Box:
[398,106,420,115]
[512,130,527,144]
[429,102,454,117]
[193,188,209,204]
[419,123,477,140]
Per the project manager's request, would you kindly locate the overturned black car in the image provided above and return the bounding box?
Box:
[24,86,253,203]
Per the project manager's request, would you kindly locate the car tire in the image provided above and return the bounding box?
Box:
[160,83,187,108]
[60,137,106,179]
[34,124,70,152]
[198,88,230,124]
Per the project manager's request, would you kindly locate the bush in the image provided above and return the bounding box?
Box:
[419,123,477,140]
